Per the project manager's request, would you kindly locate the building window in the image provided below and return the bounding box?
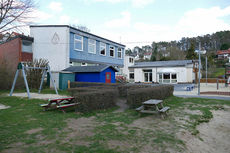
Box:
[81,63,87,66]
[143,69,152,82]
[171,73,177,83]
[110,46,114,57]
[129,57,134,63]
[74,34,83,51]
[129,73,134,80]
[100,42,106,56]
[118,47,122,59]
[88,39,96,54]
[158,73,177,83]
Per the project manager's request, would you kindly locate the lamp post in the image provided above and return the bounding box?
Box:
[195,48,206,96]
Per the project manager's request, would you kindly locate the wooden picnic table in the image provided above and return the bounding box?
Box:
[136,99,170,118]
[40,97,77,112]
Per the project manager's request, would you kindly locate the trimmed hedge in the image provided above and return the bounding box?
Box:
[127,85,174,108]
[70,82,120,88]
[72,89,118,112]
[118,84,152,97]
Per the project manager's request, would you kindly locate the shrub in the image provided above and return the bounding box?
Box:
[72,89,118,112]
[127,85,174,108]
[26,59,49,89]
[0,60,24,90]
[118,84,152,98]
[70,82,120,88]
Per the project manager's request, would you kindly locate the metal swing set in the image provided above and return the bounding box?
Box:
[10,62,58,99]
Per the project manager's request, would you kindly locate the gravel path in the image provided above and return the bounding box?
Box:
[9,93,69,100]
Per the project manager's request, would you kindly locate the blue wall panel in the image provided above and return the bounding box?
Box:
[75,67,116,83]
[75,72,101,82]
[70,32,124,66]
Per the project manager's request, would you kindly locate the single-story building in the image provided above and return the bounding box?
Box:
[0,32,33,70]
[63,65,118,83]
[128,60,198,84]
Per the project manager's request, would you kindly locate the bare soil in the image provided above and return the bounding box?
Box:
[177,109,230,153]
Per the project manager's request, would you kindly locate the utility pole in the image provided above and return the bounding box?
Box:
[206,55,207,85]
[198,43,201,95]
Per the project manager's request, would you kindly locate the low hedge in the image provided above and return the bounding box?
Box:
[73,89,118,112]
[127,85,174,108]
[70,82,120,88]
[118,84,153,97]
[68,86,117,97]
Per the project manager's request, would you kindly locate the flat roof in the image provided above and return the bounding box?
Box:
[30,25,125,47]
[129,60,194,68]
[62,64,119,73]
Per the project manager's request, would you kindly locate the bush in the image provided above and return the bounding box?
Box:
[72,89,118,112]
[0,60,24,90]
[118,84,152,98]
[70,82,120,88]
[127,85,174,108]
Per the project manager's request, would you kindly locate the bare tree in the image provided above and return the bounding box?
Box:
[70,24,90,33]
[0,0,35,34]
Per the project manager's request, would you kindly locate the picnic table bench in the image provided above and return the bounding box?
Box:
[40,97,77,112]
[136,99,170,118]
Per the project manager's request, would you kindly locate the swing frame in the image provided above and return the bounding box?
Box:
[10,62,58,99]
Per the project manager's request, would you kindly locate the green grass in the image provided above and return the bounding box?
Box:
[209,68,225,78]
[0,95,229,152]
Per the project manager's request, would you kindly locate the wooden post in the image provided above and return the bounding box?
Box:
[68,80,70,89]
[217,78,219,90]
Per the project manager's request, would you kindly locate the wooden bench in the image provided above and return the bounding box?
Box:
[40,97,76,112]
[159,106,170,113]
[136,105,144,111]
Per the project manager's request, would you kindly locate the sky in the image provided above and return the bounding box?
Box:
[30,0,230,48]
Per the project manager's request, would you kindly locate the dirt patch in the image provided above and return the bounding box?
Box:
[0,104,10,110]
[114,98,129,112]
[63,116,97,146]
[25,127,43,134]
[177,110,230,153]
[10,93,68,100]
[107,140,132,151]
[184,109,202,115]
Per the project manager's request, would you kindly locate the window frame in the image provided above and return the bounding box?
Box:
[118,47,122,59]
[100,42,106,56]
[109,45,115,58]
[88,38,96,54]
[74,34,83,51]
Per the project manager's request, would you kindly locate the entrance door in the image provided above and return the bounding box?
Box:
[105,72,111,83]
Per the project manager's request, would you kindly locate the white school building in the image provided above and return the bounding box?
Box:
[126,60,198,84]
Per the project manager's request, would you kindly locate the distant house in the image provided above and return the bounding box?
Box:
[128,60,197,83]
[0,33,33,69]
[63,65,118,83]
[30,25,125,71]
[217,49,230,60]
[143,52,152,60]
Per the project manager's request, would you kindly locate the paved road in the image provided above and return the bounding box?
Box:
[174,94,230,101]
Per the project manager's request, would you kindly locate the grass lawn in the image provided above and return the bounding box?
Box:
[209,68,225,78]
[0,93,229,152]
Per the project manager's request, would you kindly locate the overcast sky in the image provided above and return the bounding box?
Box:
[31,0,230,48]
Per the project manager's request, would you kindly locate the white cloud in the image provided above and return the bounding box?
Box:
[91,0,155,7]
[48,2,63,12]
[105,11,131,28]
[100,6,230,48]
[175,6,230,37]
[131,0,155,8]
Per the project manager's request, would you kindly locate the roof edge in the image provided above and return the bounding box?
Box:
[30,25,125,47]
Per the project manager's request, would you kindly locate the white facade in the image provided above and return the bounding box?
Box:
[127,60,196,84]
[30,26,70,71]
[132,65,194,83]
[121,55,135,78]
